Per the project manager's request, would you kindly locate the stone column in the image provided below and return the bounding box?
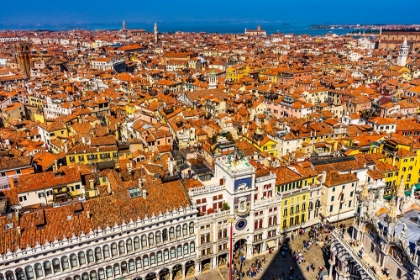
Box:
[329,259,335,279]
[182,265,185,280]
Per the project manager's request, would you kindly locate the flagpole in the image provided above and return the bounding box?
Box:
[229,217,233,280]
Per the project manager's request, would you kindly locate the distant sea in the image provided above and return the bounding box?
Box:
[0,21,355,36]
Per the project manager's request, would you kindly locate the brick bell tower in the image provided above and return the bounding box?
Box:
[16,42,32,79]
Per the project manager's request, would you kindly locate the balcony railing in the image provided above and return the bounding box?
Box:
[331,229,380,280]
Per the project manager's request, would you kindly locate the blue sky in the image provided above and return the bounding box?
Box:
[1,0,419,26]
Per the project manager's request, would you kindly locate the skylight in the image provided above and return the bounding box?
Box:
[128,187,142,198]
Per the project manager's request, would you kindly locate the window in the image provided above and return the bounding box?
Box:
[330,205,334,212]
[95,247,102,261]
[182,224,188,236]
[177,245,182,257]
[114,264,120,276]
[148,233,154,246]
[176,225,181,238]
[87,250,94,264]
[34,263,43,277]
[350,191,354,197]
[25,266,35,280]
[155,231,161,244]
[189,222,194,234]
[136,258,142,269]
[283,209,288,217]
[103,245,110,258]
[162,229,168,242]
[70,254,78,268]
[98,269,106,280]
[348,201,352,208]
[78,252,86,265]
[331,196,335,202]
[190,242,195,253]
[134,237,140,250]
[150,253,156,265]
[143,256,149,267]
[170,247,176,259]
[157,251,163,263]
[164,249,169,261]
[111,243,118,256]
[141,235,147,247]
[52,258,61,273]
[169,227,175,240]
[184,243,189,255]
[128,187,141,198]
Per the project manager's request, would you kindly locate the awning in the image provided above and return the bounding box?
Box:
[266,240,276,248]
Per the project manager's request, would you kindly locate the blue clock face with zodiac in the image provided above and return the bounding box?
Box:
[236,219,247,230]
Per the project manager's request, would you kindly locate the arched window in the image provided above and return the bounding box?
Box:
[105,266,113,278]
[134,237,140,250]
[164,249,169,261]
[296,205,300,213]
[74,275,81,280]
[182,224,188,236]
[136,257,142,269]
[302,203,306,211]
[143,255,149,267]
[78,251,86,265]
[70,254,78,268]
[177,245,182,257]
[95,247,102,261]
[61,256,70,270]
[268,216,272,226]
[44,260,52,276]
[189,222,194,234]
[34,263,43,277]
[82,273,89,280]
[176,225,182,238]
[183,243,189,255]
[170,247,176,258]
[155,231,161,244]
[113,264,120,276]
[111,243,118,256]
[87,249,94,264]
[118,241,126,254]
[128,259,135,272]
[157,251,163,263]
[15,269,25,280]
[169,227,175,240]
[98,269,105,280]
[126,239,133,252]
[25,266,34,280]
[103,245,110,259]
[90,271,97,280]
[148,233,154,246]
[150,253,156,265]
[52,258,61,273]
[121,262,128,274]
[162,229,168,242]
[190,242,195,253]
[273,216,277,225]
[141,235,147,247]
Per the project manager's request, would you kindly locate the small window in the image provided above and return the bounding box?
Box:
[128,187,141,198]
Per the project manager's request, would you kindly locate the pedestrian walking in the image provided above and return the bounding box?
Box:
[291,233,295,241]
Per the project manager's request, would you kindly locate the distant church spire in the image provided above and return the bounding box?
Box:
[122,20,127,31]
[154,23,158,45]
[397,37,409,66]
